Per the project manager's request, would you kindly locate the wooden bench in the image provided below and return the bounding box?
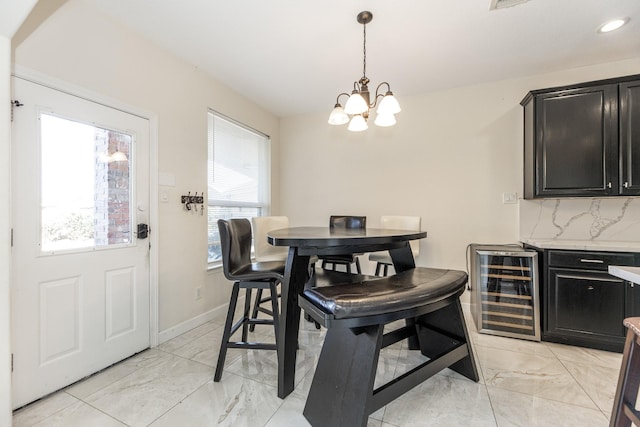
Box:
[298,267,479,427]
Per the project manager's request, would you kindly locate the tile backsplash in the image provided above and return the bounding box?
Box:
[519,197,640,242]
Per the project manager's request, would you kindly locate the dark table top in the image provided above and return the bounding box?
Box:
[267,226,427,249]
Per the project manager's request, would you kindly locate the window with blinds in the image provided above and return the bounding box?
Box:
[207,111,270,264]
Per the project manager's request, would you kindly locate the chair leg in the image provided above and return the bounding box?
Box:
[611,329,640,427]
[214,282,240,382]
[242,288,252,342]
[355,257,361,274]
[383,264,389,277]
[375,262,382,276]
[249,288,263,332]
[270,282,280,349]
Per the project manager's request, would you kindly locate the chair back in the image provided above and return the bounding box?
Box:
[329,215,366,230]
[252,216,289,262]
[218,218,253,281]
[380,215,421,255]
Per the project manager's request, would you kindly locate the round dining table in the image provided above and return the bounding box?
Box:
[267,226,427,398]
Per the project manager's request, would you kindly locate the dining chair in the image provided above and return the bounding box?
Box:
[249,216,288,331]
[368,215,421,276]
[252,216,289,262]
[214,218,284,381]
[320,215,366,274]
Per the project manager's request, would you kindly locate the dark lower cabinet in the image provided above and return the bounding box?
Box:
[547,268,628,351]
[542,249,640,353]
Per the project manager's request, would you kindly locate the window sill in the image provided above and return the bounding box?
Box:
[207,262,223,273]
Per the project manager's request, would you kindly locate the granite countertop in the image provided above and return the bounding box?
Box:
[520,238,640,252]
[609,266,640,284]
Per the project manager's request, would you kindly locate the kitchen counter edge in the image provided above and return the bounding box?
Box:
[520,239,640,252]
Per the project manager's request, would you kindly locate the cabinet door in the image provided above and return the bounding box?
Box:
[547,267,626,349]
[620,80,640,196]
[535,84,618,197]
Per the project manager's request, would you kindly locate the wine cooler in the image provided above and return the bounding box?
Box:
[469,244,540,341]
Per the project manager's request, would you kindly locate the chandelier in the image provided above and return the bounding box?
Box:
[328,11,401,132]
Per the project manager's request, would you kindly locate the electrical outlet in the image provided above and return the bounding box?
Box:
[195,287,202,300]
[502,192,517,204]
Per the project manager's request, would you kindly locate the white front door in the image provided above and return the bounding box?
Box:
[11,77,151,409]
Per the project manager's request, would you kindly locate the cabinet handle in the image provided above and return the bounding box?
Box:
[607,182,612,189]
[587,286,595,290]
[580,258,604,264]
[624,182,630,188]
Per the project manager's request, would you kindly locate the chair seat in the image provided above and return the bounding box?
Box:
[303,268,467,319]
[367,252,392,264]
[231,261,285,281]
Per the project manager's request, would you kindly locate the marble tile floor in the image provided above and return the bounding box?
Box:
[13,301,624,427]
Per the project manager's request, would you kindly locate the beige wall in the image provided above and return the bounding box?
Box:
[280,57,640,274]
[12,0,280,334]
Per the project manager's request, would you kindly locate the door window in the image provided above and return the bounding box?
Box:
[40,112,133,253]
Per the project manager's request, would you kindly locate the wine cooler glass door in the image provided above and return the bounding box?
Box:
[475,250,540,341]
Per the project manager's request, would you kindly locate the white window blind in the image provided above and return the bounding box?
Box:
[207,111,270,264]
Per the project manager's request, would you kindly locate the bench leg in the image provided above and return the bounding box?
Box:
[415,299,479,382]
[304,324,384,427]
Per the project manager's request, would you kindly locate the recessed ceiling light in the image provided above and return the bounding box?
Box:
[597,18,629,33]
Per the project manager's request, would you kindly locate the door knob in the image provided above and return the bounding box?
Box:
[137,223,149,239]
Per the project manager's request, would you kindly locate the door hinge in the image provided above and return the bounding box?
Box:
[10,228,13,247]
[10,100,23,122]
[11,353,13,372]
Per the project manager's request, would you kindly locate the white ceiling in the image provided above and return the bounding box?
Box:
[81,0,640,118]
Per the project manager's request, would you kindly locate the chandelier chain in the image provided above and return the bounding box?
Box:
[362,23,367,79]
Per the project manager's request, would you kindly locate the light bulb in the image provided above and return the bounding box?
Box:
[377,93,401,115]
[344,92,369,115]
[374,113,396,127]
[347,115,368,132]
[328,105,349,125]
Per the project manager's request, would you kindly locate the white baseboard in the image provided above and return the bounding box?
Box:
[157,303,230,345]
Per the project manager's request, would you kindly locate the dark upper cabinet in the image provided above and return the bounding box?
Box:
[522,75,640,199]
[620,81,640,195]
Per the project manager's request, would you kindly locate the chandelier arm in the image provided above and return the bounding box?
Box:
[336,92,350,106]
[371,82,392,108]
